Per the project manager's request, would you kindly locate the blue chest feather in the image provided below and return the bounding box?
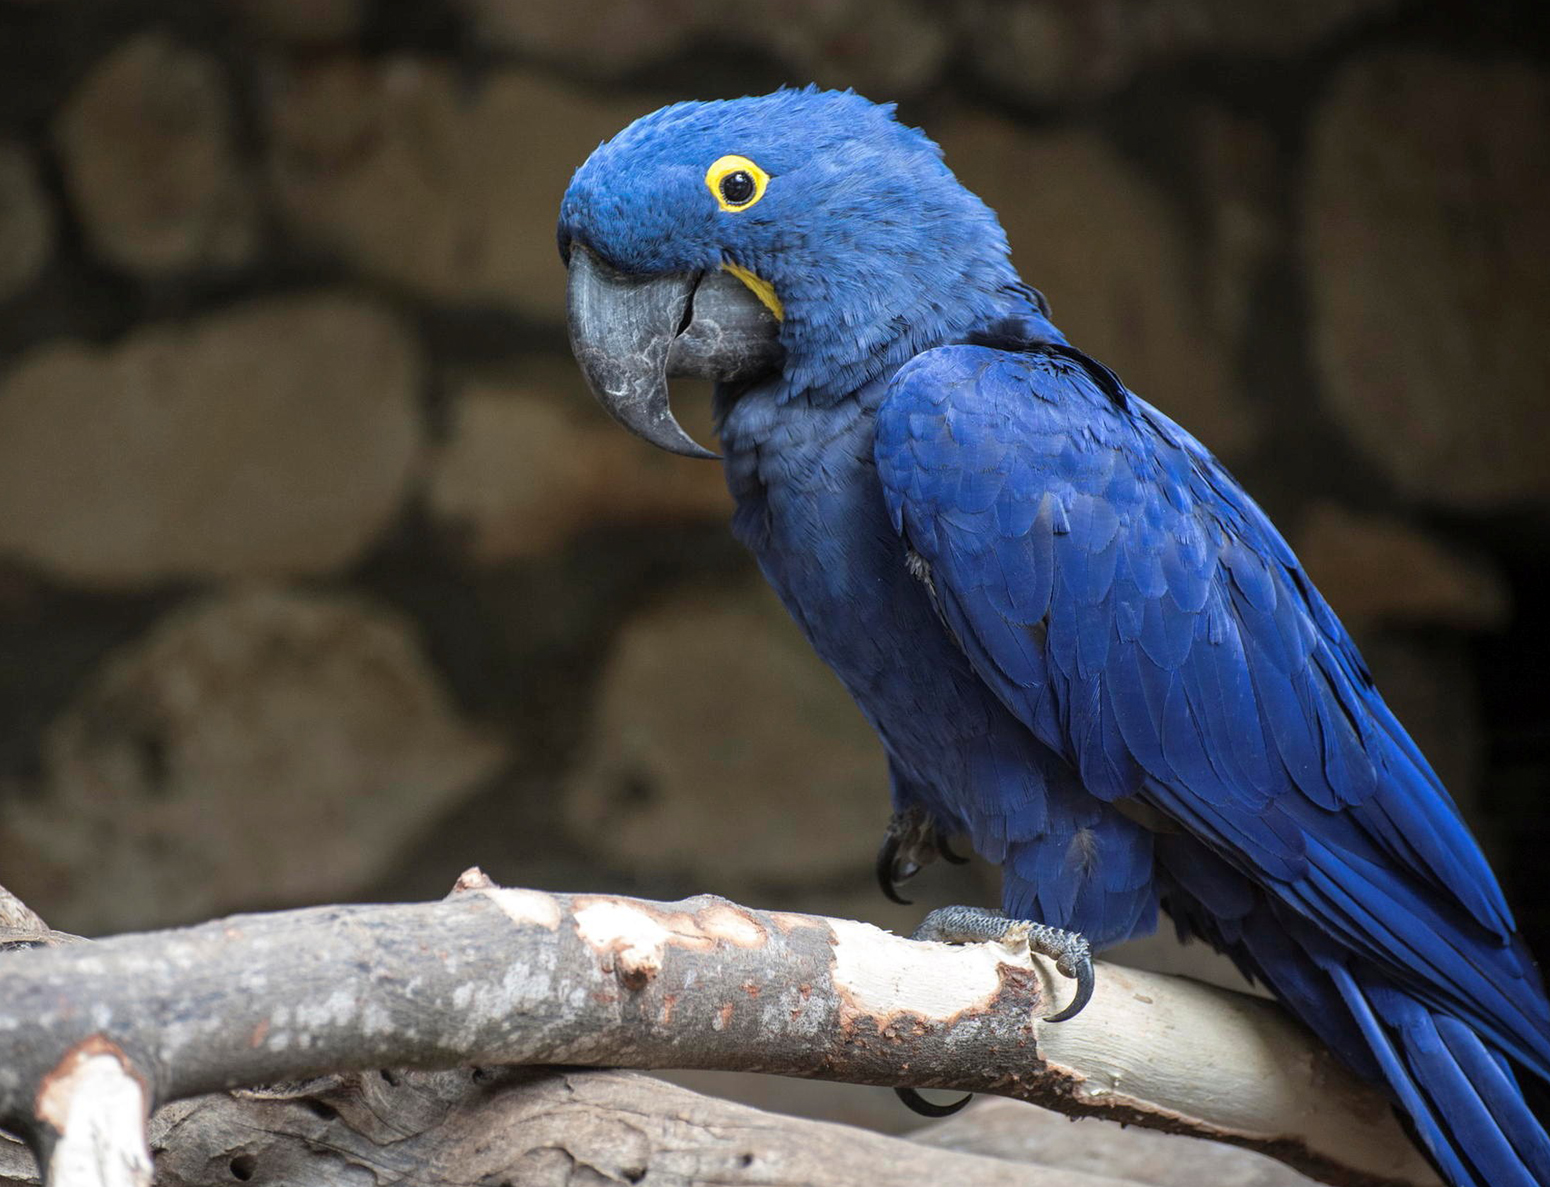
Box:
[719,378,986,774]
[718,371,1160,949]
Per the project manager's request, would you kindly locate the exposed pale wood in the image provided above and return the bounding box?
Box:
[33,1040,151,1187]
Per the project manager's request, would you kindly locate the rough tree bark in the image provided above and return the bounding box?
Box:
[0,874,1438,1187]
[0,1065,1332,1187]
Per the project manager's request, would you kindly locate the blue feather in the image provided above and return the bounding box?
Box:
[1333,966,1482,1187]
[1437,1016,1550,1182]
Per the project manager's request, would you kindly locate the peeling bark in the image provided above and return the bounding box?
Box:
[0,878,1438,1187]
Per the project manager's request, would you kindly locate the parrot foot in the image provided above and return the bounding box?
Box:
[912,906,1094,1023]
[875,807,968,906]
[893,907,1095,1120]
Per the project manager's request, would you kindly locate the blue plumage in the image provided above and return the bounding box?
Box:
[560,88,1550,1186]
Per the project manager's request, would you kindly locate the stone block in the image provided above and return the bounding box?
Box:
[0,292,423,585]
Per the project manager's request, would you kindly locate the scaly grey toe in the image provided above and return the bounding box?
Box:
[911,906,1094,1022]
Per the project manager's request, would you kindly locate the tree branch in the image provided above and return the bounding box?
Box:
[0,1065,1244,1187]
[0,876,1437,1187]
[917,1095,1324,1186]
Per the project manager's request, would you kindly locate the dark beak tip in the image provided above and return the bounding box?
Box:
[653,416,720,461]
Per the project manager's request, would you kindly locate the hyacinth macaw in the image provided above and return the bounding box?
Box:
[558,88,1550,1186]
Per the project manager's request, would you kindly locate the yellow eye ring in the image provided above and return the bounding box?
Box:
[705,154,769,212]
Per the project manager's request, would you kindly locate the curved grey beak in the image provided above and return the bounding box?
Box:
[566,245,783,459]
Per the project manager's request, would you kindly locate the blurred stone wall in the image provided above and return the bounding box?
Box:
[0,0,1546,992]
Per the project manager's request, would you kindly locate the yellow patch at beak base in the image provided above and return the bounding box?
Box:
[721,262,784,321]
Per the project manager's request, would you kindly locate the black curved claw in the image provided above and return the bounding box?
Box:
[894,1087,973,1118]
[1043,955,1095,1023]
[937,834,970,865]
[876,831,913,905]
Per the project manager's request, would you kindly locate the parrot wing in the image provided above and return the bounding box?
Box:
[873,342,1549,1075]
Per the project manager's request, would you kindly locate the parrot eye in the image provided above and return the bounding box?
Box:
[722,171,755,205]
[706,154,769,212]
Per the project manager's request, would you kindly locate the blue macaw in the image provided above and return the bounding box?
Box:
[558,88,1550,1186]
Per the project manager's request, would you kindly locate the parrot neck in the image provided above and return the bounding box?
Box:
[766,258,1062,407]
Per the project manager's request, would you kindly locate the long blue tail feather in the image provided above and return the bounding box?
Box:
[1159,844,1550,1187]
[1329,964,1486,1187]
[1435,1015,1550,1183]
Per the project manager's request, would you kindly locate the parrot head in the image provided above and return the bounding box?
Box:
[559,87,1023,456]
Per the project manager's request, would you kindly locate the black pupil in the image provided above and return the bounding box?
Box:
[721,170,756,205]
